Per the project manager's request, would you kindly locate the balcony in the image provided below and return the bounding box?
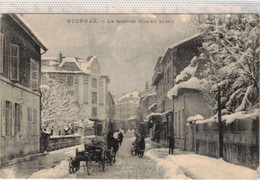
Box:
[152,71,163,86]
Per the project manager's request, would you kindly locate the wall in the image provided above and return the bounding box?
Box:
[174,89,211,150]
[47,135,81,152]
[188,118,259,169]
[0,79,41,166]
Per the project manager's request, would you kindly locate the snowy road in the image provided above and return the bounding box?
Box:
[67,134,165,179]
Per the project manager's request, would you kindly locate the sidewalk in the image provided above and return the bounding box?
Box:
[145,139,259,179]
[0,144,84,178]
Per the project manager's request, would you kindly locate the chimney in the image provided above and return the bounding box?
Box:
[59,52,62,63]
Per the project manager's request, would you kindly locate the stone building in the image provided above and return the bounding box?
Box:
[151,33,210,146]
[114,90,139,130]
[41,55,110,136]
[0,14,48,166]
[136,83,156,137]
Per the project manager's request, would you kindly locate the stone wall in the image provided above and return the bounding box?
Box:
[47,135,81,152]
[189,117,259,169]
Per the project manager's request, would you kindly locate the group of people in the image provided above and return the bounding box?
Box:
[132,133,145,157]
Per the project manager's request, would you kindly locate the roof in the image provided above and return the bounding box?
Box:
[118,90,140,103]
[160,33,201,65]
[10,14,48,52]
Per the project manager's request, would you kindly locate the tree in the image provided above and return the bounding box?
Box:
[41,74,82,133]
[197,14,259,114]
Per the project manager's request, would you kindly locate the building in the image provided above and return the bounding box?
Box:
[136,83,156,137]
[106,91,116,132]
[0,14,48,166]
[114,90,139,130]
[151,33,209,146]
[165,33,211,150]
[41,55,110,136]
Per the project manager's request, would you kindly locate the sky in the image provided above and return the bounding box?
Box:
[24,14,197,98]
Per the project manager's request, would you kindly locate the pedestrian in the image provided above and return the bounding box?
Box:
[168,131,175,155]
[138,134,145,157]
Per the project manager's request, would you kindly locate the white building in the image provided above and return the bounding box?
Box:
[42,54,110,136]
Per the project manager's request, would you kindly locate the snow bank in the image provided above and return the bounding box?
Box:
[196,108,259,125]
[167,77,202,99]
[0,167,16,178]
[166,154,258,179]
[30,160,69,178]
[145,147,258,179]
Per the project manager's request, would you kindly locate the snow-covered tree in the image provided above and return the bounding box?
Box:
[197,14,259,114]
[40,74,82,133]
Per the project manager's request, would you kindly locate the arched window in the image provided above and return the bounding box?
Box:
[92,78,97,88]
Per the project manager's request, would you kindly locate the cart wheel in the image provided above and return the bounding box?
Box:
[69,163,74,174]
[86,160,93,175]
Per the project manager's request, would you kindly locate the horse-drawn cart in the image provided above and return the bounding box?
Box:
[69,144,107,175]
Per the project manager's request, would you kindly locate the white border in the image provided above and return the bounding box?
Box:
[0,1,259,13]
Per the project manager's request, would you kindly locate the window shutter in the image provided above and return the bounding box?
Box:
[30,58,39,90]
[11,103,15,136]
[0,33,4,73]
[10,44,19,81]
[1,100,6,136]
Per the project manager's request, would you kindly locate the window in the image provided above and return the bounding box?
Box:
[30,58,39,90]
[92,92,97,104]
[15,103,22,135]
[99,80,104,105]
[83,77,88,103]
[92,78,97,88]
[175,111,178,137]
[0,33,4,73]
[67,76,74,87]
[5,101,12,136]
[92,107,97,117]
[10,44,19,81]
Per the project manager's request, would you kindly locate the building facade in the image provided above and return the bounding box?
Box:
[106,91,116,132]
[41,55,110,136]
[136,83,156,137]
[0,14,48,166]
[151,34,208,146]
[114,90,139,130]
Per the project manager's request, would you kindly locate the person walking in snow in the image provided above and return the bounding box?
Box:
[168,131,175,155]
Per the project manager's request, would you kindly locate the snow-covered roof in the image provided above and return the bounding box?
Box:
[148,103,157,111]
[146,112,162,119]
[175,61,199,84]
[162,110,173,116]
[160,33,201,64]
[169,33,201,49]
[167,77,202,99]
[10,14,48,51]
[142,91,156,102]
[127,116,136,121]
[187,114,204,122]
[118,90,140,102]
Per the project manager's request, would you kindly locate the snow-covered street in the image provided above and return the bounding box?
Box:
[0,131,259,179]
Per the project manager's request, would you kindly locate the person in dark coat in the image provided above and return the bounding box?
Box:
[168,132,175,155]
[138,134,145,157]
[118,131,124,146]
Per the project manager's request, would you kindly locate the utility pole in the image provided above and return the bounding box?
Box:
[217,86,223,158]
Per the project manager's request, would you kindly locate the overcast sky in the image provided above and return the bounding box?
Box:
[24,14,196,98]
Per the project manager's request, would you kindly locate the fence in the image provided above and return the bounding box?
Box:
[186,117,259,169]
